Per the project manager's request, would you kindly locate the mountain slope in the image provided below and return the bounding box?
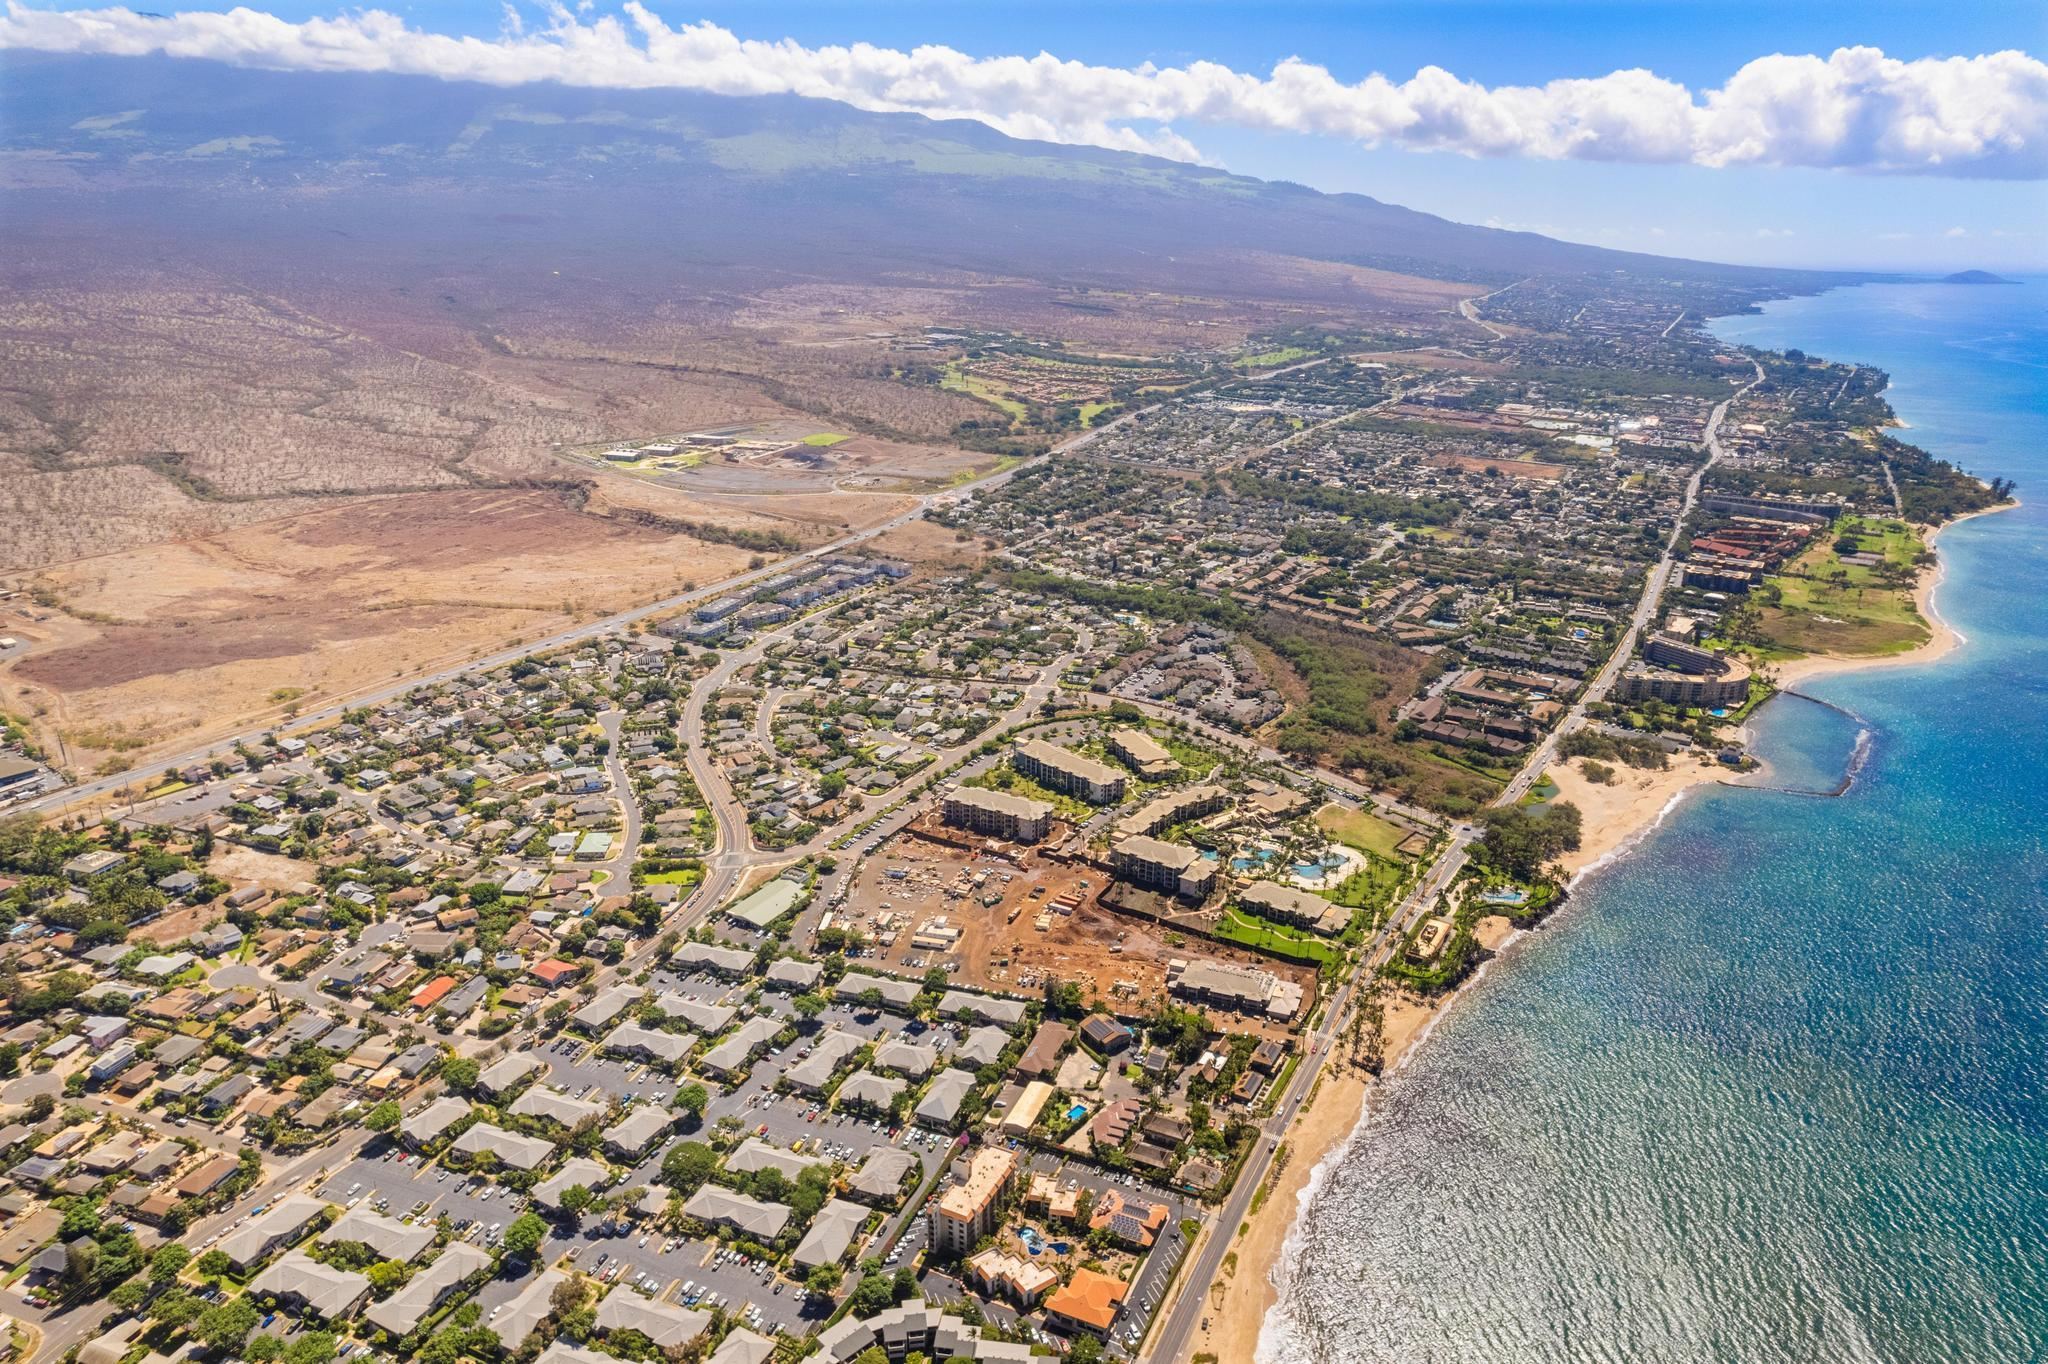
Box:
[0,53,1848,292]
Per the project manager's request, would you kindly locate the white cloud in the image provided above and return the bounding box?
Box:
[1945,225,1970,236]
[1,3,2042,177]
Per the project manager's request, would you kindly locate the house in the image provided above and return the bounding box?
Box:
[791,1198,867,1269]
[1043,1266,1128,1339]
[365,1242,493,1336]
[534,1158,611,1211]
[219,1195,327,1270]
[914,1068,977,1130]
[451,1123,554,1171]
[319,1207,435,1263]
[1079,1014,1134,1054]
[402,1096,471,1148]
[1014,1021,1072,1079]
[476,1051,543,1097]
[601,1106,673,1160]
[492,1269,570,1350]
[680,1186,790,1240]
[846,1146,919,1206]
[528,959,583,989]
[592,1286,710,1348]
[175,1154,240,1197]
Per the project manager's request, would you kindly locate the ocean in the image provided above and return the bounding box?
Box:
[1259,278,2048,1364]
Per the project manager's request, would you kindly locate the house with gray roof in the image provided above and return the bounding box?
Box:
[952,1025,1011,1070]
[914,1068,978,1130]
[763,959,823,992]
[698,1016,781,1077]
[491,1268,568,1350]
[510,1085,606,1129]
[836,1070,906,1113]
[534,1157,611,1211]
[872,1039,939,1078]
[219,1195,327,1270]
[723,1137,822,1183]
[402,1096,471,1148]
[250,1250,370,1320]
[320,1207,435,1262]
[600,1023,695,1067]
[680,1186,790,1239]
[593,1287,711,1348]
[784,1030,864,1093]
[846,1147,918,1206]
[602,1106,675,1160]
[476,1051,543,1097]
[792,1198,869,1269]
[671,941,754,977]
[572,985,644,1034]
[834,972,920,1012]
[451,1123,554,1171]
[935,990,1028,1027]
[367,1242,493,1336]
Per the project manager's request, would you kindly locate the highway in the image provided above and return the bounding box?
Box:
[1145,359,1765,1364]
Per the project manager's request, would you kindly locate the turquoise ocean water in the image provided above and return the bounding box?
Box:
[1260,279,2048,1364]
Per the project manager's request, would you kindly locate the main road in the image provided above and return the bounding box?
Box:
[1145,359,1764,1364]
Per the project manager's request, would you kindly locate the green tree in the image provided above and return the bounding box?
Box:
[557,1184,595,1217]
[441,1055,479,1092]
[804,1262,843,1297]
[195,1296,260,1352]
[501,1212,548,1259]
[659,1141,719,1193]
[674,1082,709,1124]
[365,1100,401,1133]
[149,1243,191,1285]
[196,1249,232,1278]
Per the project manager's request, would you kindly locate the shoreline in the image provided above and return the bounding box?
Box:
[1768,500,2012,690]
[1207,501,2014,1363]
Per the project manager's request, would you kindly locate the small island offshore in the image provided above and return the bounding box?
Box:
[1942,270,2019,284]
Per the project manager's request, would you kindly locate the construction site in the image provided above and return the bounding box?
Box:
[830,823,1319,1035]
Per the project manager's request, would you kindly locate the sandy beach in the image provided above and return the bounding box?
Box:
[1190,505,2015,1362]
[1770,501,2011,690]
[1196,989,1439,1364]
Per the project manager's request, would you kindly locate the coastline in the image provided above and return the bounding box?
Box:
[1768,500,2012,690]
[1208,501,2014,1364]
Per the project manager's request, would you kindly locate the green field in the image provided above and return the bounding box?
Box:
[801,432,852,447]
[1315,802,1410,860]
[1757,516,1931,657]
[641,868,704,887]
[1078,401,1115,426]
[1213,909,1343,966]
[942,361,1029,421]
[1235,347,1315,369]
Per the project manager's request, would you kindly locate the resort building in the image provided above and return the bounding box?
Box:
[930,1145,1019,1257]
[1043,1266,1129,1341]
[1238,881,1350,936]
[1011,739,1126,805]
[1109,834,1218,901]
[816,1303,1034,1364]
[942,788,1053,844]
[1167,957,1305,1021]
[1106,727,1182,780]
[1116,784,1231,838]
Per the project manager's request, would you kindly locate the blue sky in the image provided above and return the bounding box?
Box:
[17,0,2048,270]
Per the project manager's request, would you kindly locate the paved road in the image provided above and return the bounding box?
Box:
[1147,360,1765,1364]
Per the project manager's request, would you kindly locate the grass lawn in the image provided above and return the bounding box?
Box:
[1315,802,1409,860]
[964,764,1095,822]
[941,361,1028,421]
[1213,909,1342,966]
[641,868,703,887]
[1757,523,1931,656]
[1235,346,1315,369]
[1078,401,1115,426]
[801,432,852,447]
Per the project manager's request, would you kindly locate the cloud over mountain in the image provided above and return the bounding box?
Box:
[2,3,2041,177]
